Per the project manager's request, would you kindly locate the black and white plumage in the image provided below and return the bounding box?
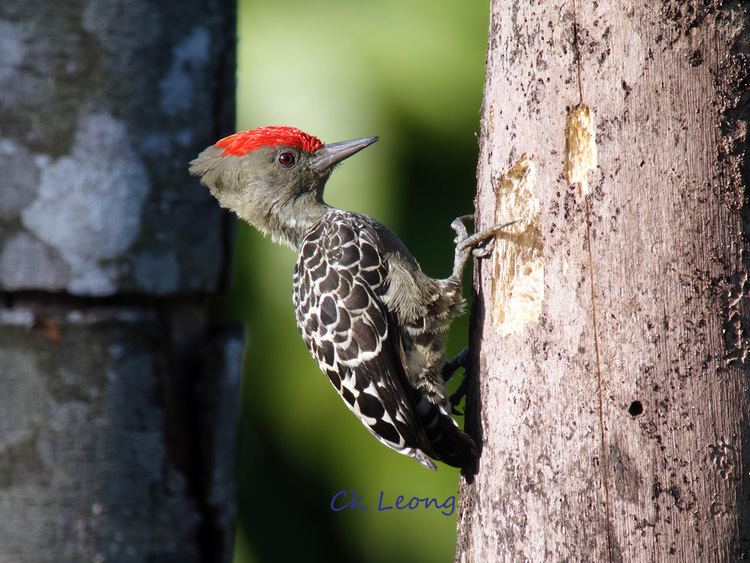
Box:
[189,126,486,471]
[293,210,475,470]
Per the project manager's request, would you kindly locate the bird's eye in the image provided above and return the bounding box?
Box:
[276,151,297,168]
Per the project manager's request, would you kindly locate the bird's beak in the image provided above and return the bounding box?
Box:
[310,136,378,171]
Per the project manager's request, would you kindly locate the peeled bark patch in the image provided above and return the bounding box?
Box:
[490,154,543,335]
[564,104,597,195]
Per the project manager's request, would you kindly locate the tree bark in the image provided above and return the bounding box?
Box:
[457,2,750,561]
[0,1,239,561]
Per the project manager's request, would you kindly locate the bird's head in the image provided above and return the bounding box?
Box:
[189,126,377,247]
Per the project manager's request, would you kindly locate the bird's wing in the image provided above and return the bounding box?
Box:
[293,212,437,469]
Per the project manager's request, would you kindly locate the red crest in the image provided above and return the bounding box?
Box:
[216,126,324,156]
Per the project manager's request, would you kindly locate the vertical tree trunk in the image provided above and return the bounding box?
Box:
[0,2,239,561]
[457,2,749,561]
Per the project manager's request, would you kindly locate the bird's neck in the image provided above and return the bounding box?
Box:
[266,193,330,250]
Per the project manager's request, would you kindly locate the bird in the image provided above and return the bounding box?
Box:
[189,126,506,472]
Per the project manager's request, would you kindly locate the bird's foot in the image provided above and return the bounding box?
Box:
[442,347,468,382]
[442,347,469,415]
[450,379,468,415]
[449,215,516,279]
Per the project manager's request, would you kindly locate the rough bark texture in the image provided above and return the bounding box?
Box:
[0,1,240,561]
[457,1,750,561]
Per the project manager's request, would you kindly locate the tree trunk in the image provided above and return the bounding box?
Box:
[0,2,239,561]
[457,2,749,561]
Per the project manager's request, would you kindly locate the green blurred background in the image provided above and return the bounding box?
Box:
[225,1,489,561]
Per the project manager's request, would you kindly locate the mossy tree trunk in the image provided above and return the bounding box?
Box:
[457,2,750,561]
[0,2,240,561]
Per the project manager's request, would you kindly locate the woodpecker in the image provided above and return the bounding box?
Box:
[189,126,505,472]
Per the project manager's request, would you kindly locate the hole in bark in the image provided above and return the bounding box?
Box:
[628,401,643,416]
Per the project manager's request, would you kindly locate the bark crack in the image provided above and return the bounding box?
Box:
[585,196,613,562]
[572,0,613,559]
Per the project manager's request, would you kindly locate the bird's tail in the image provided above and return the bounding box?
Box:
[417,397,478,473]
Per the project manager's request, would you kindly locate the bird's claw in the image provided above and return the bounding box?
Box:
[441,347,469,382]
[450,216,516,279]
[472,238,496,258]
[456,220,517,252]
[443,348,469,414]
[449,378,468,413]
